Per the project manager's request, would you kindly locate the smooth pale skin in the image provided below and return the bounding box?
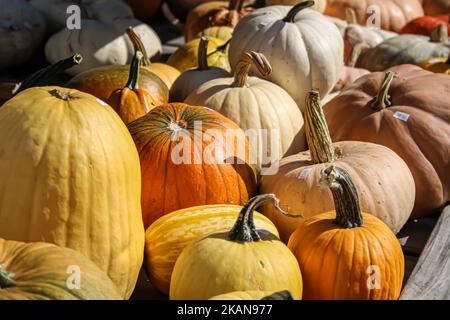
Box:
[145,204,279,295]
[209,291,282,300]
[0,239,122,300]
[260,141,415,242]
[185,76,306,165]
[332,66,370,92]
[229,6,343,111]
[145,63,181,90]
[266,0,327,12]
[0,87,145,298]
[170,231,302,300]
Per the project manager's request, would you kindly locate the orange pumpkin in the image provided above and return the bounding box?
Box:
[127,102,257,228]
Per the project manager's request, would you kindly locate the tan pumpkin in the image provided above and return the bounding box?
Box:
[422,0,450,15]
[266,0,327,12]
[170,37,230,102]
[260,91,415,242]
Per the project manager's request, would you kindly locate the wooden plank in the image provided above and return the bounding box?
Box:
[400,206,450,300]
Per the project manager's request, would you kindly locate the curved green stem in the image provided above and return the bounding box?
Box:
[320,166,363,228]
[198,37,209,70]
[126,51,143,90]
[282,1,315,23]
[371,71,395,111]
[0,266,15,288]
[228,194,302,242]
[126,26,151,66]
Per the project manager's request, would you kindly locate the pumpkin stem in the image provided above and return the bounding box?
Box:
[347,41,370,67]
[15,54,83,95]
[126,26,151,67]
[282,1,315,23]
[126,51,143,90]
[345,7,358,24]
[430,23,448,43]
[228,194,302,242]
[371,71,395,110]
[198,37,210,70]
[232,52,272,87]
[261,291,294,300]
[48,89,78,101]
[305,91,336,164]
[0,266,15,288]
[320,166,363,228]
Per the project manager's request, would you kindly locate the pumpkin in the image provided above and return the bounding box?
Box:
[127,102,257,228]
[229,1,344,110]
[107,52,158,124]
[185,0,253,41]
[357,24,450,71]
[197,25,234,42]
[30,0,135,34]
[325,0,424,32]
[0,238,122,300]
[265,0,327,12]
[325,15,348,36]
[420,55,450,73]
[170,194,303,300]
[126,0,161,21]
[324,65,450,218]
[167,36,231,72]
[45,16,162,75]
[422,0,450,15]
[170,37,230,102]
[145,203,279,294]
[260,91,415,242]
[400,14,450,36]
[165,0,220,21]
[0,87,145,298]
[288,166,405,300]
[185,51,306,170]
[209,290,294,300]
[0,0,46,70]
[332,65,370,92]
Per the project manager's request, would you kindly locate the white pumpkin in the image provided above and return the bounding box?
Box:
[170,37,230,102]
[229,2,344,111]
[265,0,327,12]
[0,0,46,70]
[45,19,162,75]
[185,51,306,170]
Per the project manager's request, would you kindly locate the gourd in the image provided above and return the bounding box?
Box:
[265,0,327,12]
[229,1,344,110]
[0,0,46,70]
[144,203,279,294]
[170,37,230,102]
[324,66,450,218]
[209,290,294,300]
[260,91,415,241]
[0,87,145,298]
[0,238,122,300]
[420,55,450,73]
[288,166,405,300]
[185,51,306,169]
[170,194,303,300]
[401,15,450,36]
[422,0,450,15]
[127,102,257,228]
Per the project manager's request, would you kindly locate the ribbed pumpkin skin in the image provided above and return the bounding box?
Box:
[144,63,181,90]
[0,87,145,298]
[145,204,279,294]
[0,239,122,300]
[288,212,404,300]
[128,103,257,229]
[198,26,234,42]
[209,291,281,300]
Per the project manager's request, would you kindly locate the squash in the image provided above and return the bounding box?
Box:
[229,1,344,110]
[170,37,230,102]
[209,290,294,300]
[356,23,450,71]
[265,0,327,12]
[126,0,161,21]
[170,194,303,300]
[324,66,450,218]
[127,102,257,228]
[332,65,370,92]
[198,26,234,42]
[165,0,218,21]
[0,238,122,300]
[422,0,450,15]
[288,166,405,300]
[107,52,158,124]
[420,55,450,73]
[145,203,279,294]
[0,0,46,70]
[401,14,450,37]
[45,16,162,75]
[168,36,231,72]
[185,0,253,41]
[0,87,145,298]
[325,0,424,32]
[260,91,415,241]
[185,51,306,170]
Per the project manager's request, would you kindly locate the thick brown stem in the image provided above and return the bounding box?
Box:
[304,91,335,164]
[198,37,209,70]
[371,71,395,110]
[126,27,151,66]
[320,166,363,228]
[345,7,358,24]
[126,51,143,90]
[430,23,448,43]
[232,51,272,87]
[282,1,315,23]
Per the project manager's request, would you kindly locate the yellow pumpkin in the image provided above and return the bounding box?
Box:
[198,26,234,42]
[169,194,303,300]
[420,56,450,74]
[0,87,145,299]
[209,290,294,300]
[145,203,279,295]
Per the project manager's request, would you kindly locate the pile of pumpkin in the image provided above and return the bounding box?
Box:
[0,0,448,300]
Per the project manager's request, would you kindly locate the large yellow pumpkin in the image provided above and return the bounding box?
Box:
[0,87,145,299]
